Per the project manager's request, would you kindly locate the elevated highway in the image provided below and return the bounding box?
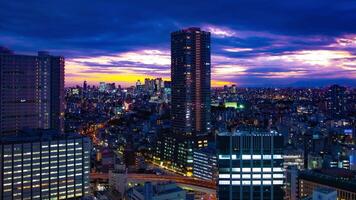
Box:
[91,172,216,194]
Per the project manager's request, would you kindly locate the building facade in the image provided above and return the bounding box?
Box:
[171,27,211,138]
[217,130,285,200]
[193,147,217,181]
[285,166,299,200]
[0,49,65,135]
[0,130,91,199]
[167,27,211,175]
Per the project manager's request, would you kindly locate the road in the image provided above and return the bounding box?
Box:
[90,172,216,190]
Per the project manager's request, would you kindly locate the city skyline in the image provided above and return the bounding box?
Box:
[0,2,355,199]
[0,0,355,87]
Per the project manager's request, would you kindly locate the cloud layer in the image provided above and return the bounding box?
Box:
[0,0,355,87]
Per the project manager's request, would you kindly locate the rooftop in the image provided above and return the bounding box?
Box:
[133,182,185,196]
[0,129,86,144]
[218,130,281,137]
[171,27,210,35]
[299,169,356,192]
[314,187,336,194]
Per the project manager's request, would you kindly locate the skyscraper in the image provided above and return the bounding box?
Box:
[159,28,211,175]
[171,27,211,138]
[154,28,211,175]
[217,130,285,200]
[0,49,65,135]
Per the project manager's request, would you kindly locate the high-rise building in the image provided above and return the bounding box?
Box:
[165,27,211,175]
[0,49,64,135]
[83,80,88,91]
[171,27,211,138]
[0,129,91,199]
[217,130,285,200]
[154,28,211,175]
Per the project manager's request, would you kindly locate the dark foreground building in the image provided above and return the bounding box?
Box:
[0,48,65,135]
[0,129,91,199]
[217,130,284,200]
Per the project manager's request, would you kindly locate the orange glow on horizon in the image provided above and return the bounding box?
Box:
[65,58,236,88]
[66,73,235,88]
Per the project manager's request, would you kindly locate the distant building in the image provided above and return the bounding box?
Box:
[312,187,337,200]
[325,85,347,118]
[99,82,106,92]
[193,147,217,181]
[155,78,164,91]
[127,182,186,200]
[284,149,305,170]
[298,169,356,199]
[83,80,88,91]
[307,153,323,170]
[217,130,284,200]
[328,158,350,170]
[0,129,91,199]
[0,49,65,135]
[163,81,171,89]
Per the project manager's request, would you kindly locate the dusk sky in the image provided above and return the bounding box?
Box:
[0,0,355,87]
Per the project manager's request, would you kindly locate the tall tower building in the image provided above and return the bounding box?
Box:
[217,130,285,200]
[171,27,211,138]
[0,48,65,135]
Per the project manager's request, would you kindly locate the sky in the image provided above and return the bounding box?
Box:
[0,0,355,87]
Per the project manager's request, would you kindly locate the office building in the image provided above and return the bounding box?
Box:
[298,169,356,199]
[193,147,217,181]
[0,48,64,135]
[0,129,91,199]
[284,149,305,170]
[217,130,284,200]
[171,27,211,138]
